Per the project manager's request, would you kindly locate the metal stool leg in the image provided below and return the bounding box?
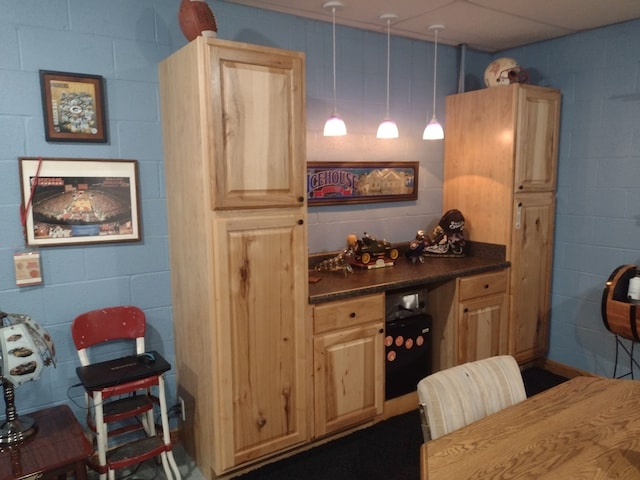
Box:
[158,376,182,480]
[613,335,640,379]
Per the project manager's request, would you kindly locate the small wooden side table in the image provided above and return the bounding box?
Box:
[0,404,91,480]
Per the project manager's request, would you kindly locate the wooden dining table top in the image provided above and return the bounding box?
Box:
[421,375,640,479]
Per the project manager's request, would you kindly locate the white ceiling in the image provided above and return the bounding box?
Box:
[222,0,640,52]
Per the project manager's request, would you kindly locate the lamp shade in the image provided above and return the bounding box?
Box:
[422,117,444,140]
[324,114,347,136]
[0,313,55,385]
[0,311,56,444]
[377,118,399,139]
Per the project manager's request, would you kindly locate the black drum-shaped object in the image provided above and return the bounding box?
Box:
[602,264,640,341]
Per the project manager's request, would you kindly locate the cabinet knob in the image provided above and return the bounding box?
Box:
[484,284,490,289]
[298,219,304,225]
[298,196,305,203]
[350,312,356,318]
[378,328,384,334]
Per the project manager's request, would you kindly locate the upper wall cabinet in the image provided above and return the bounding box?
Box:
[161,37,306,211]
[514,87,561,192]
[211,44,306,209]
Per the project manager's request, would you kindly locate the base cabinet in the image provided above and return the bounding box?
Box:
[429,270,509,370]
[509,193,555,361]
[215,211,309,466]
[312,294,385,437]
[457,271,509,364]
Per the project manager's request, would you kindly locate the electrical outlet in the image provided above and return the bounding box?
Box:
[179,396,186,422]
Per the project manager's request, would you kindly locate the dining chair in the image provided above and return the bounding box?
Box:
[71,306,181,480]
[417,355,526,441]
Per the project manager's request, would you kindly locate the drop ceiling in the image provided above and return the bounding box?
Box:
[222,0,640,52]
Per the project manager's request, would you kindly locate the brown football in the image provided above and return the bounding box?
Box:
[179,0,218,42]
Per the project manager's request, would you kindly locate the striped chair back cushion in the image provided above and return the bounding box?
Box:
[417,355,526,440]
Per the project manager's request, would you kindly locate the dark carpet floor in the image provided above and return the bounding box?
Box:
[234,368,569,480]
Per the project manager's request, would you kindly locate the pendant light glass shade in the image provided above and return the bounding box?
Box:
[377,118,399,138]
[423,116,444,140]
[377,14,398,139]
[324,1,346,136]
[423,24,444,140]
[324,114,347,136]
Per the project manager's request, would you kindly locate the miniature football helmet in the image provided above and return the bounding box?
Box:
[484,57,528,87]
[424,209,466,256]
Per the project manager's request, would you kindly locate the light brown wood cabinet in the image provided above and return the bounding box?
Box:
[159,37,308,475]
[312,294,385,437]
[429,270,509,370]
[443,84,560,364]
[457,270,509,364]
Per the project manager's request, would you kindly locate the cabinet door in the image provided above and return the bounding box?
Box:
[214,210,308,466]
[313,323,384,437]
[509,193,555,363]
[514,86,561,193]
[209,42,306,210]
[457,294,508,364]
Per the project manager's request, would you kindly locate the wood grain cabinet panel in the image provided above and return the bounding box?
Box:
[159,37,307,476]
[429,270,509,369]
[443,84,560,365]
[312,294,385,437]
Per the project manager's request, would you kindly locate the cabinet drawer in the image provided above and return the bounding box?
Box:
[458,270,508,301]
[314,293,384,334]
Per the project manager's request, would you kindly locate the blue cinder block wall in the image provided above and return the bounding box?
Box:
[0,0,638,424]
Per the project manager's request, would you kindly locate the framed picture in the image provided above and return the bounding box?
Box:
[19,157,141,247]
[39,70,108,143]
[307,161,419,206]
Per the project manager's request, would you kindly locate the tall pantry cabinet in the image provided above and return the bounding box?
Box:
[159,37,308,476]
[443,84,560,364]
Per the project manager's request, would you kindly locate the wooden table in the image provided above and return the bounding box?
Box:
[0,404,92,480]
[421,376,640,479]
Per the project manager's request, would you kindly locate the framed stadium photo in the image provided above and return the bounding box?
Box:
[39,70,108,143]
[18,157,141,247]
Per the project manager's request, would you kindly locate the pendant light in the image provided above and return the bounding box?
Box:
[423,24,444,140]
[376,14,398,139]
[323,1,347,136]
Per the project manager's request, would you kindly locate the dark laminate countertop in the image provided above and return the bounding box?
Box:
[308,243,509,304]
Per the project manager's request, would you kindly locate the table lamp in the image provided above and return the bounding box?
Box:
[0,310,56,445]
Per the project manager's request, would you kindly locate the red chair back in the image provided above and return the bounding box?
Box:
[71,306,146,350]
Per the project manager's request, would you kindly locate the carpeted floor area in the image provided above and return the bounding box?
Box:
[233,368,569,480]
[234,410,422,480]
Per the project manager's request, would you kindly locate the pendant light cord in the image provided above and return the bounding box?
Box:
[431,28,438,119]
[331,6,338,114]
[385,18,391,116]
